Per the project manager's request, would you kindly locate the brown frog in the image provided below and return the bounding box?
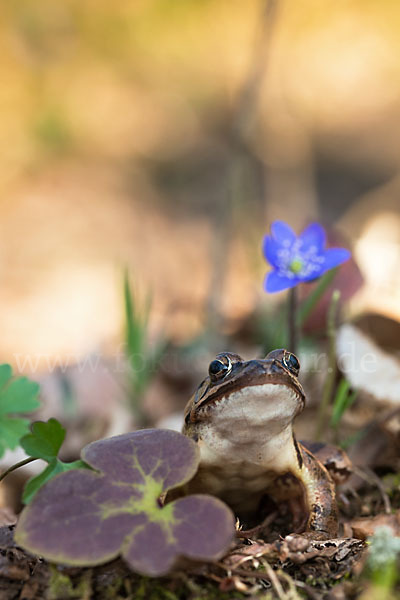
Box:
[182,349,351,539]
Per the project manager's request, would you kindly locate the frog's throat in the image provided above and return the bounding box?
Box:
[197,418,299,472]
[194,382,303,430]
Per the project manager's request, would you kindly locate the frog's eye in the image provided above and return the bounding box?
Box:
[283,352,300,376]
[208,356,232,381]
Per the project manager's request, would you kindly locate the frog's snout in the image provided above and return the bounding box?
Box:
[244,358,305,407]
[247,358,288,376]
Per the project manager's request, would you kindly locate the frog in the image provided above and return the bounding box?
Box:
[181,349,351,539]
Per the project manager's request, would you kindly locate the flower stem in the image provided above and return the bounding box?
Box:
[288,287,298,354]
[0,456,39,484]
[315,289,341,440]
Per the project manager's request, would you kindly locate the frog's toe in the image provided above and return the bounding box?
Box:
[284,530,333,551]
[284,533,311,552]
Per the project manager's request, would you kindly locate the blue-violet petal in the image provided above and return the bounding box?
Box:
[264,271,298,293]
[298,223,326,251]
[270,221,296,246]
[322,248,351,270]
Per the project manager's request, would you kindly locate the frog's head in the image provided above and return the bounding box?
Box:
[184,349,305,440]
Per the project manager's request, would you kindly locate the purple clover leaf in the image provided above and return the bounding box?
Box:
[14,429,235,576]
[263,221,351,293]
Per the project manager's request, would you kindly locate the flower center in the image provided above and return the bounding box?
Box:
[289,258,304,274]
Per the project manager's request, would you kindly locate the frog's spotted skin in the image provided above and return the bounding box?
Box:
[182,349,346,539]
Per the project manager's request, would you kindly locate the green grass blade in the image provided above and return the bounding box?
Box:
[122,270,166,424]
[331,379,357,428]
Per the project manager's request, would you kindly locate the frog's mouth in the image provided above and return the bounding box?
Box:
[198,380,303,425]
[206,376,303,407]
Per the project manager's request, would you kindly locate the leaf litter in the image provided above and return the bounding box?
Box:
[6,425,373,599]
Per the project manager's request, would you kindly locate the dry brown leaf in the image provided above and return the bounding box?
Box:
[351,511,400,540]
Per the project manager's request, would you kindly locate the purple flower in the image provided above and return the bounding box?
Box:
[263,221,351,293]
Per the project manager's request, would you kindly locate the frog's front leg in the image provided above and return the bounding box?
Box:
[295,442,338,539]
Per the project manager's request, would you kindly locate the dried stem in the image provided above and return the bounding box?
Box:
[233,0,280,138]
[260,560,287,600]
[353,466,392,515]
[0,456,39,484]
[206,0,280,337]
[315,290,341,440]
[288,286,298,354]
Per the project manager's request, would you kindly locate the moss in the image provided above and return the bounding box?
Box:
[47,565,92,600]
[131,578,182,600]
[125,575,246,600]
[101,575,126,599]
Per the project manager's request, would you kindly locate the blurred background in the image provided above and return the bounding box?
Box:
[1,0,400,478]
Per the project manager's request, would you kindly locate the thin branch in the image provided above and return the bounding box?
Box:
[288,287,298,354]
[236,510,278,538]
[206,0,280,337]
[315,289,341,440]
[352,465,392,515]
[0,456,39,483]
[260,560,286,600]
[234,0,280,139]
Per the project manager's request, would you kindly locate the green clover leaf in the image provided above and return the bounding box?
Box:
[20,418,88,504]
[0,364,40,458]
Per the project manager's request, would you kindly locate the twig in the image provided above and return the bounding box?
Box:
[217,562,315,600]
[352,465,392,515]
[206,0,280,336]
[233,0,280,138]
[278,570,303,600]
[288,287,298,354]
[341,405,400,450]
[260,559,287,600]
[0,456,39,483]
[222,568,270,580]
[315,289,341,440]
[236,510,278,538]
[291,579,321,600]
[375,405,400,427]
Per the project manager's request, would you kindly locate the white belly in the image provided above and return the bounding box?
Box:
[188,425,301,514]
[187,383,302,514]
